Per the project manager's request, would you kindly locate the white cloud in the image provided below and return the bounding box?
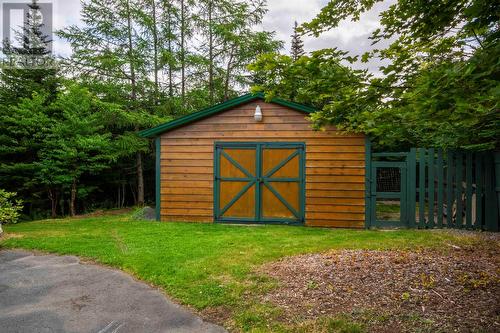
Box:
[261,0,323,51]
[262,0,395,75]
[52,0,82,56]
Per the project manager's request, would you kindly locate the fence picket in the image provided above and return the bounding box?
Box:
[437,149,444,228]
[408,148,417,228]
[419,148,426,227]
[484,153,499,231]
[465,153,473,229]
[446,151,454,228]
[455,153,464,228]
[475,153,483,229]
[428,148,435,228]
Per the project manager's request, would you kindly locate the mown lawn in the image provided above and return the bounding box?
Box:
[0,214,483,332]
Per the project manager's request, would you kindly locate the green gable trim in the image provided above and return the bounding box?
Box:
[139,92,316,138]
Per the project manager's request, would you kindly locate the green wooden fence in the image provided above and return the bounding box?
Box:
[366,148,499,231]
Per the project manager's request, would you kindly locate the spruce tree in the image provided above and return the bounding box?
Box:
[0,0,60,218]
[290,21,304,61]
[196,0,281,102]
[59,0,155,207]
[0,0,59,103]
[162,0,179,99]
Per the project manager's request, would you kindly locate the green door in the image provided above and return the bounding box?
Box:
[214,142,305,225]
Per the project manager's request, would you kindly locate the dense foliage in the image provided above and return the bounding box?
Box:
[252,0,499,150]
[0,0,281,219]
[250,48,366,121]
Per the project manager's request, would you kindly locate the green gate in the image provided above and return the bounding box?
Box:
[369,161,408,228]
[366,145,499,231]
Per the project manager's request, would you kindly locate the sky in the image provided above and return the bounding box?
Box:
[2,0,394,74]
[261,0,393,74]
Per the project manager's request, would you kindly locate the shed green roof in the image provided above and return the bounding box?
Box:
[139,92,316,138]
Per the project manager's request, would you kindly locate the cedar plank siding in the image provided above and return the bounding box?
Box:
[160,100,366,228]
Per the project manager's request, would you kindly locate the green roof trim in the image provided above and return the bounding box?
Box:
[139,92,316,138]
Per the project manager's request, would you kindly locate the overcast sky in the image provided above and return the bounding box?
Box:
[4,0,394,74]
[262,0,393,74]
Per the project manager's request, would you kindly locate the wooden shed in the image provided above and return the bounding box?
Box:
[140,93,368,228]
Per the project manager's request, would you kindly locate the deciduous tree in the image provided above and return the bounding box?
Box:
[253,0,500,150]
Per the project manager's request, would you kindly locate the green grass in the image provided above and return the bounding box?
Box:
[0,214,476,332]
[376,202,401,214]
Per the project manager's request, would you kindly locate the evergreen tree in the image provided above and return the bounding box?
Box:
[290,21,304,61]
[58,0,159,206]
[0,0,60,218]
[196,0,281,102]
[36,85,119,216]
[0,0,281,218]
[0,0,59,103]
[161,0,180,99]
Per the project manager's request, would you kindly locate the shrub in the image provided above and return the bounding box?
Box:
[0,189,23,225]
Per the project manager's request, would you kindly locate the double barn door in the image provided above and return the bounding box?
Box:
[214,142,305,224]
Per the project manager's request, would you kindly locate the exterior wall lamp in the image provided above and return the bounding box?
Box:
[254,105,263,122]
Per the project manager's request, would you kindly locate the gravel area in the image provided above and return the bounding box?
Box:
[260,233,500,332]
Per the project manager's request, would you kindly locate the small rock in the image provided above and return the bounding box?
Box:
[131,207,156,221]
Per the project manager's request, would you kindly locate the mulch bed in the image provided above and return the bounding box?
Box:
[260,232,500,332]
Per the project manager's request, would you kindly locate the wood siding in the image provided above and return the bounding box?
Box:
[160,101,366,228]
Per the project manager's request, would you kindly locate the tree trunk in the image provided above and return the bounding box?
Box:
[48,188,58,218]
[125,0,144,205]
[136,151,144,206]
[208,0,214,104]
[130,182,137,205]
[60,191,65,216]
[151,0,159,103]
[117,185,121,208]
[70,179,77,217]
[224,47,235,101]
[125,0,137,102]
[121,183,126,208]
[167,1,174,97]
[180,0,186,107]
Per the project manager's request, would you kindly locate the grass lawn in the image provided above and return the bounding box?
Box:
[0,213,487,332]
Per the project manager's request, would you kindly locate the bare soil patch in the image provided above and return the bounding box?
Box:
[260,233,500,332]
[201,306,234,327]
[74,208,132,218]
[0,232,24,240]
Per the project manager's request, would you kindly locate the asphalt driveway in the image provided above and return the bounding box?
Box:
[0,250,226,333]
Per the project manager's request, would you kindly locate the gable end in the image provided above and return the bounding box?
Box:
[139,92,316,138]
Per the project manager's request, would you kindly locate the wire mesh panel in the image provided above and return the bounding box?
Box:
[376,167,401,192]
[370,161,407,228]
